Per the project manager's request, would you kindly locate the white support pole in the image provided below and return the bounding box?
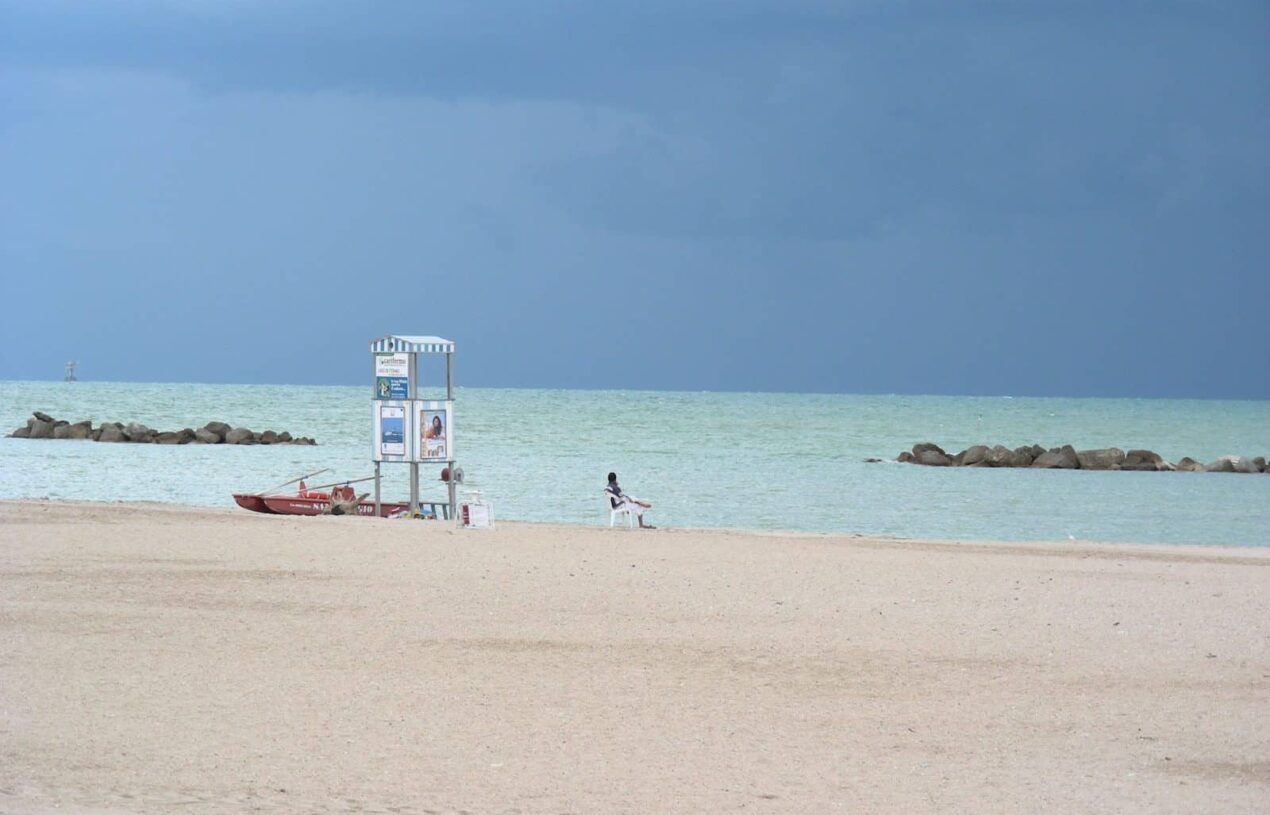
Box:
[372,352,380,516]
[446,352,456,523]
[408,351,419,517]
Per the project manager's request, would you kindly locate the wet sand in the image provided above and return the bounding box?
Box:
[1,500,1267,814]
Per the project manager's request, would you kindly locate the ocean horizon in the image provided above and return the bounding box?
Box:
[2,379,1267,547]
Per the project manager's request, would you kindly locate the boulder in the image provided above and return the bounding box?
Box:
[957,445,990,467]
[1254,457,1266,473]
[10,425,31,438]
[155,432,183,444]
[124,422,155,443]
[33,410,55,423]
[52,424,73,439]
[1123,449,1167,469]
[193,428,220,444]
[203,421,231,440]
[985,445,1014,467]
[1208,456,1256,473]
[1204,457,1235,473]
[66,421,93,440]
[98,424,126,442]
[293,437,316,446]
[1076,448,1125,471]
[1010,446,1036,466]
[1032,445,1079,469]
[1175,457,1205,472]
[1231,456,1260,474]
[912,442,948,458]
[897,451,914,463]
[224,428,255,445]
[916,449,950,466]
[277,431,293,442]
[28,418,54,439]
[178,428,196,444]
[259,430,279,445]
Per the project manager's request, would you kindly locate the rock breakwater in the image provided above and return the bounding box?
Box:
[7,411,316,446]
[895,443,1265,473]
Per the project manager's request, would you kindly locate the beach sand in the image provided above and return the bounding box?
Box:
[1,500,1267,814]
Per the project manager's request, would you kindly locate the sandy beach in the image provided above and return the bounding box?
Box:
[1,500,1266,814]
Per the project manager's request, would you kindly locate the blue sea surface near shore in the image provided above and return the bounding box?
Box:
[1,380,1267,546]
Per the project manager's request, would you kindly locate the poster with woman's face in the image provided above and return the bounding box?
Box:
[421,410,446,460]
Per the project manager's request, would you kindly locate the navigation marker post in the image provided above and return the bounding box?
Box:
[370,335,456,522]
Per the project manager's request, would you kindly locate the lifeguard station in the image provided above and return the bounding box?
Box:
[370,334,456,520]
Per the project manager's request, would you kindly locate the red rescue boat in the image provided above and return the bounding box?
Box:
[232,472,423,518]
[258,487,409,518]
[233,470,446,519]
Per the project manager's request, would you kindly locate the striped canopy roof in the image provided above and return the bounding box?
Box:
[370,335,455,354]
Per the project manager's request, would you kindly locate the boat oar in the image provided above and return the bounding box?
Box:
[257,468,331,496]
[296,475,377,493]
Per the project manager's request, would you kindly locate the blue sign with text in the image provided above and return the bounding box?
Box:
[376,376,409,400]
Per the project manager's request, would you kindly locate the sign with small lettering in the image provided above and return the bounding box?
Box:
[374,353,409,400]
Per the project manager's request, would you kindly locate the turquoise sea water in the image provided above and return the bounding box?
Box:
[1,380,1267,546]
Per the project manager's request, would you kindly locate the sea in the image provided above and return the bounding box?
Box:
[1,380,1267,547]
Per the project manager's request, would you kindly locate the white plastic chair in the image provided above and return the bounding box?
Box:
[605,492,637,528]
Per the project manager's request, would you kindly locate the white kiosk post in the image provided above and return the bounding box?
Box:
[370,335,456,521]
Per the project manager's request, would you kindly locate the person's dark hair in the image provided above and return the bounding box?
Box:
[607,472,616,483]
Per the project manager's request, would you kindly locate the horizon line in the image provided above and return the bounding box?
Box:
[1,377,1267,404]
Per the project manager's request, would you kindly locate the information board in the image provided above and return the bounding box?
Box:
[461,501,493,529]
[416,401,453,462]
[379,405,405,456]
[374,353,410,400]
[372,400,412,462]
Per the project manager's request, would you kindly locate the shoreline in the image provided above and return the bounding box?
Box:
[6,497,1270,555]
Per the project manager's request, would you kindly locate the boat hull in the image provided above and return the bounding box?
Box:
[259,495,409,518]
[232,494,276,514]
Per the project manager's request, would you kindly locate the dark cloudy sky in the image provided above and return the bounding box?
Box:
[1,1,1266,397]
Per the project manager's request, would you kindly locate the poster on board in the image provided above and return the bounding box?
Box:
[379,404,405,457]
[461,500,493,529]
[374,353,410,400]
[417,401,452,461]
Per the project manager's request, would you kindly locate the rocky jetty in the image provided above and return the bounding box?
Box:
[7,411,316,446]
[894,442,1264,473]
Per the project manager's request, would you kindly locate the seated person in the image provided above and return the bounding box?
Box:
[605,472,654,529]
